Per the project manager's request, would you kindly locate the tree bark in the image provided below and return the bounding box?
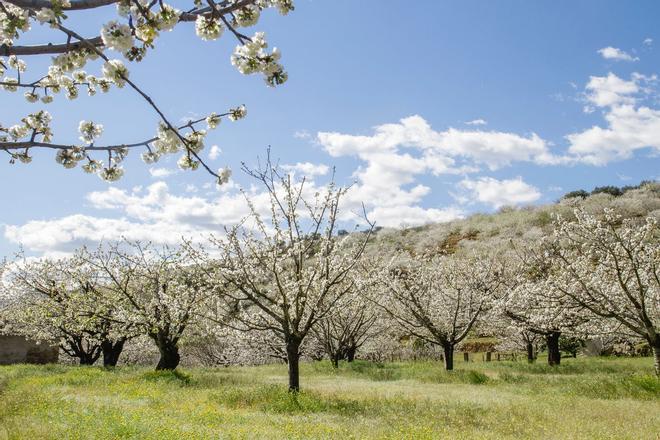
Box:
[546,332,561,366]
[330,353,340,369]
[78,352,99,365]
[286,338,301,392]
[442,343,454,371]
[526,341,535,363]
[345,345,357,362]
[63,337,100,365]
[151,333,180,370]
[101,338,126,367]
[155,343,180,370]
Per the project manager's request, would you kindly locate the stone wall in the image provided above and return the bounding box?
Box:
[0,335,59,365]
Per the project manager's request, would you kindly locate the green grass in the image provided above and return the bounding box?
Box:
[0,357,658,439]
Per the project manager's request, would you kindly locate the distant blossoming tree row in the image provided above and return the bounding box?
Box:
[1,175,658,390]
[0,0,293,183]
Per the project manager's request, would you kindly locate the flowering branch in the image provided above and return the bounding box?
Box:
[1,0,294,181]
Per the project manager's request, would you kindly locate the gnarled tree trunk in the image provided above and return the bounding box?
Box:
[546,332,561,366]
[62,335,101,365]
[151,332,181,370]
[101,338,126,367]
[78,351,100,365]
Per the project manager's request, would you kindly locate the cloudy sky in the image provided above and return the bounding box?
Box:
[2,0,660,258]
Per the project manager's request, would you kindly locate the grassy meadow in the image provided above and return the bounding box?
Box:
[0,357,658,439]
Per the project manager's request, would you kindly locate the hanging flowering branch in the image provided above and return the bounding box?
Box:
[0,0,293,182]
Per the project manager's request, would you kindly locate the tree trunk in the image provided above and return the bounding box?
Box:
[153,335,180,370]
[442,343,454,371]
[345,345,356,362]
[546,332,561,366]
[101,338,126,368]
[286,339,301,392]
[652,337,660,377]
[526,341,535,363]
[63,336,100,365]
[79,352,98,365]
[330,352,340,369]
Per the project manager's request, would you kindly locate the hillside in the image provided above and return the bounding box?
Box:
[362,181,660,258]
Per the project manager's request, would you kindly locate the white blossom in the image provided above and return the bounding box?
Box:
[99,166,124,181]
[35,8,58,27]
[153,122,181,154]
[184,130,206,153]
[235,5,260,27]
[195,16,224,41]
[78,120,103,143]
[206,112,221,129]
[102,59,129,87]
[216,166,232,185]
[156,4,180,31]
[177,154,199,170]
[228,104,247,121]
[141,151,160,164]
[23,91,38,102]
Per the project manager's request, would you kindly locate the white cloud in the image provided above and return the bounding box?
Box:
[4,180,356,255]
[465,119,487,126]
[584,73,639,108]
[4,182,266,254]
[4,215,179,254]
[209,145,222,160]
[281,162,329,177]
[598,46,639,62]
[367,205,465,229]
[314,115,563,228]
[568,73,660,165]
[457,177,541,209]
[318,115,561,171]
[294,130,311,140]
[643,38,653,47]
[149,167,177,178]
[567,104,660,164]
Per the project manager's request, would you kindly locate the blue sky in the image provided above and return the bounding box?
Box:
[1,0,659,257]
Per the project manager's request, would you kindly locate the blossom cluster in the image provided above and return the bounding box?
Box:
[0,2,30,47]
[101,20,134,53]
[231,32,288,86]
[195,15,224,41]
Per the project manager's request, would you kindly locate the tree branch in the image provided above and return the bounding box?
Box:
[0,115,218,151]
[4,0,118,11]
[1,0,255,56]
[1,37,103,56]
